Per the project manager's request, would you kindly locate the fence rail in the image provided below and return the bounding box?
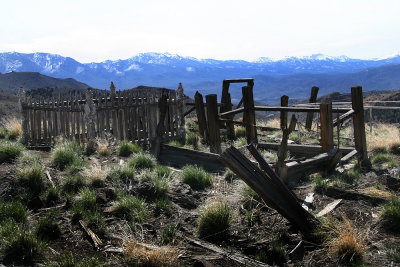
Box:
[19,83,185,147]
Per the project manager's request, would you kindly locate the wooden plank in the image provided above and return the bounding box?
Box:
[302,193,314,211]
[316,199,342,217]
[351,86,368,161]
[305,86,319,130]
[194,91,208,140]
[159,145,225,172]
[151,91,168,157]
[206,94,221,154]
[320,103,333,152]
[219,106,351,117]
[36,98,42,143]
[257,142,354,156]
[280,95,289,130]
[242,85,257,144]
[332,109,354,127]
[340,149,358,164]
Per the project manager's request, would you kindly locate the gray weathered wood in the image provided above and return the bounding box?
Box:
[320,103,334,152]
[305,86,319,130]
[206,94,222,154]
[194,91,208,140]
[242,85,257,144]
[351,86,368,161]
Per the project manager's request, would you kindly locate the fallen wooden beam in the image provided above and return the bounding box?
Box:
[340,149,358,164]
[316,199,342,217]
[79,220,103,250]
[185,236,269,267]
[257,143,354,157]
[284,148,342,183]
[220,145,320,237]
[45,170,55,187]
[302,193,314,211]
[325,186,388,205]
[159,145,225,172]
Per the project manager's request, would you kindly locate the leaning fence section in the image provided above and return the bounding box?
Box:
[19,84,185,147]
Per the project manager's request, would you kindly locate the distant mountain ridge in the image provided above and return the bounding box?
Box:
[0,71,89,94]
[2,52,400,102]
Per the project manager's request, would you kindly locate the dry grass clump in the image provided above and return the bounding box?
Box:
[123,238,180,266]
[329,216,365,264]
[265,118,280,129]
[367,123,400,152]
[362,186,393,199]
[96,138,111,156]
[82,165,108,187]
[1,117,22,140]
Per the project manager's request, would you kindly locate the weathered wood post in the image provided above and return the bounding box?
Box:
[85,88,97,153]
[242,85,257,144]
[151,90,169,158]
[110,82,119,140]
[18,87,28,145]
[280,95,289,130]
[220,80,235,140]
[305,86,319,130]
[194,91,208,141]
[351,86,368,161]
[320,102,334,152]
[206,94,221,154]
[176,83,186,140]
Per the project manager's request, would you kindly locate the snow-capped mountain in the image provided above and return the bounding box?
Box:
[2,51,400,99]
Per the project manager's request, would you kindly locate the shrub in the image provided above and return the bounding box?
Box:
[241,184,263,210]
[160,223,177,245]
[128,153,155,170]
[0,201,28,223]
[181,165,213,190]
[167,140,183,148]
[235,127,246,139]
[83,166,107,187]
[51,141,83,170]
[371,152,399,167]
[313,176,328,194]
[386,243,400,262]
[197,201,232,241]
[234,137,247,147]
[3,230,45,265]
[112,195,147,222]
[82,211,107,237]
[154,198,172,214]
[18,151,43,166]
[381,197,400,233]
[2,117,22,140]
[36,216,61,241]
[16,164,46,195]
[117,141,141,157]
[0,126,8,139]
[155,165,172,179]
[330,217,365,265]
[108,165,136,181]
[0,140,24,163]
[124,238,180,267]
[44,186,61,206]
[62,174,86,193]
[185,132,199,149]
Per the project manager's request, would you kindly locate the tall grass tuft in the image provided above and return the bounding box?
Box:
[128,153,155,170]
[197,201,232,241]
[112,195,147,222]
[117,141,141,157]
[0,201,28,223]
[367,123,400,152]
[2,117,22,140]
[0,140,25,164]
[3,230,45,265]
[381,197,400,233]
[15,164,46,195]
[181,165,213,190]
[51,141,83,170]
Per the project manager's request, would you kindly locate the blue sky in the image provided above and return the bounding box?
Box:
[1,0,399,62]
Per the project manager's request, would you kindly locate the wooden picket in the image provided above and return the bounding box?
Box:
[20,84,185,147]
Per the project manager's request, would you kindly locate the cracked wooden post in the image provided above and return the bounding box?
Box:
[194,91,208,141]
[18,87,28,145]
[242,85,257,144]
[151,90,168,158]
[320,102,334,152]
[276,114,297,180]
[110,82,119,140]
[177,83,186,141]
[305,86,319,130]
[220,80,235,140]
[85,88,97,153]
[206,94,221,154]
[351,86,368,161]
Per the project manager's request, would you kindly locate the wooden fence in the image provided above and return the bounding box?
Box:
[19,83,185,147]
